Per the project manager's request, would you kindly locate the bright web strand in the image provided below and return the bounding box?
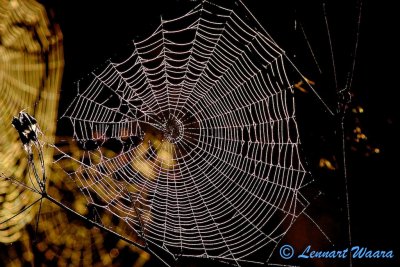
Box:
[58,0,310,265]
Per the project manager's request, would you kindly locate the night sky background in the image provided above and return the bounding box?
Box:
[39,0,399,266]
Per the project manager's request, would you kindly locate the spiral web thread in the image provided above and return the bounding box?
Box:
[56,0,311,265]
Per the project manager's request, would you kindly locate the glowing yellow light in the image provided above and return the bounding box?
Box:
[101,254,112,265]
[293,77,315,94]
[132,157,157,180]
[45,250,56,261]
[110,248,119,258]
[157,141,175,170]
[23,251,34,261]
[294,81,307,93]
[73,196,89,215]
[37,242,47,252]
[319,158,335,171]
[133,252,151,267]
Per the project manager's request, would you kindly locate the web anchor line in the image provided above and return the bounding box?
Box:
[238,0,335,117]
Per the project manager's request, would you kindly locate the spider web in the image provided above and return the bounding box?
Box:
[56,0,311,265]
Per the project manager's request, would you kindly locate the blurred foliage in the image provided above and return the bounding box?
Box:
[32,137,151,267]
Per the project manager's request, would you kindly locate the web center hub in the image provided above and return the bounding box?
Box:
[162,116,184,143]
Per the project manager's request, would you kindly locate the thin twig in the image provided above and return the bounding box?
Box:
[34,198,44,242]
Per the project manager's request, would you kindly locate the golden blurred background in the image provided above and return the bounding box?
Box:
[0,0,62,245]
[0,1,151,266]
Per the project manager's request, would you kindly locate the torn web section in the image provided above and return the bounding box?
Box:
[51,139,150,250]
[63,76,144,143]
[59,73,153,248]
[51,140,151,249]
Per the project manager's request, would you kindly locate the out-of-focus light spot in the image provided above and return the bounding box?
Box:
[132,132,177,179]
[374,148,380,154]
[37,242,47,252]
[44,250,56,261]
[62,247,72,258]
[352,106,364,113]
[133,252,151,267]
[158,141,175,170]
[303,77,315,85]
[319,158,335,171]
[23,251,33,261]
[294,77,315,94]
[358,133,367,140]
[101,254,112,265]
[110,248,119,258]
[10,0,19,8]
[73,196,89,215]
[132,158,156,180]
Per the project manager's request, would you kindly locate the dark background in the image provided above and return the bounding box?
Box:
[41,0,399,266]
